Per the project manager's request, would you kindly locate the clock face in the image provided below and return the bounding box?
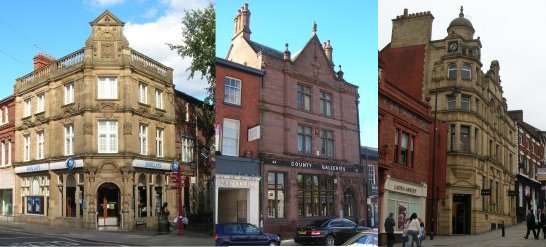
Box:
[448,42,458,52]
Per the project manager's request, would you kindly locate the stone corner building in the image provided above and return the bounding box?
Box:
[13,11,178,230]
[382,7,517,235]
[224,4,363,238]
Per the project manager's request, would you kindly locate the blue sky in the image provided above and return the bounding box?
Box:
[216,0,378,147]
[0,0,208,101]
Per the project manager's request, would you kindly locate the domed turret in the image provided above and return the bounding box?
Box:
[447,6,475,40]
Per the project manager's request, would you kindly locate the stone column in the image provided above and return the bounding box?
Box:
[76,184,80,218]
[134,172,139,219]
[62,174,67,218]
[455,123,460,152]
[146,174,151,218]
[470,125,475,153]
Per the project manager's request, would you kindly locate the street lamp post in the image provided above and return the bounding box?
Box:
[430,86,438,240]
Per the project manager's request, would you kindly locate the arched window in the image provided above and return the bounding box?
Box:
[448,64,457,79]
[462,64,472,79]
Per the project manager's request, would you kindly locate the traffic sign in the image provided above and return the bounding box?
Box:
[66,158,75,170]
[171,161,180,172]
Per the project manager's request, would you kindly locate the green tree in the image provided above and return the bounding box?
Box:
[168,2,215,147]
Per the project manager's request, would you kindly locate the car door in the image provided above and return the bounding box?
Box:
[341,219,358,243]
[225,224,246,245]
[243,223,267,245]
[328,219,344,243]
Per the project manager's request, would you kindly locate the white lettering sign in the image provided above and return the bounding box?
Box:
[248,125,260,142]
[132,159,171,170]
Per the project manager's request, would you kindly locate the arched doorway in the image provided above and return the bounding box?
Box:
[97,183,120,228]
[343,188,358,224]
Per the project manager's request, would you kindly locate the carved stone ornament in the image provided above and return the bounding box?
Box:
[84,122,93,135]
[99,102,118,112]
[123,122,132,135]
[101,42,114,58]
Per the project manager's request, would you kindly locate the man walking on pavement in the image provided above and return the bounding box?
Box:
[384,212,395,247]
[537,208,546,239]
[525,208,538,239]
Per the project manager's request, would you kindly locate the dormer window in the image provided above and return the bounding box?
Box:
[448,64,457,79]
[462,64,472,80]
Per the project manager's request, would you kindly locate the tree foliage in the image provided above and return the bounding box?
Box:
[168,2,215,147]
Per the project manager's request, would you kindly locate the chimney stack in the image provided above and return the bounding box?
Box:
[233,3,251,40]
[323,40,333,64]
[33,52,55,70]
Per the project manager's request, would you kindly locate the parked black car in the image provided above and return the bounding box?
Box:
[214,223,281,246]
[294,218,369,246]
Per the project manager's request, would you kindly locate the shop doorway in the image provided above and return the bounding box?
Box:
[452,194,471,234]
[343,188,358,224]
[217,188,249,223]
[97,183,120,228]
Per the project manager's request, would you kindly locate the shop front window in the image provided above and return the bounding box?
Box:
[21,176,49,215]
[297,174,334,217]
[387,191,419,231]
[267,172,285,218]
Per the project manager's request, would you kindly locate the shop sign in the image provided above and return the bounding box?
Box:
[248,125,260,142]
[216,175,259,189]
[481,189,491,196]
[15,163,49,174]
[132,159,171,170]
[537,168,546,181]
[50,159,83,170]
[393,184,418,195]
[508,190,517,196]
[264,159,360,173]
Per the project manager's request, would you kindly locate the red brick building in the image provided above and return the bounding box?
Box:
[378,51,447,244]
[0,95,15,218]
[507,110,545,223]
[213,57,264,227]
[224,4,363,239]
[173,89,210,217]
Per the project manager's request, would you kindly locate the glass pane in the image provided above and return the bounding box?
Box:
[277,173,284,189]
[268,173,275,189]
[297,190,303,217]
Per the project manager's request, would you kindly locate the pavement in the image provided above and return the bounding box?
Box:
[383,222,546,247]
[0,220,214,246]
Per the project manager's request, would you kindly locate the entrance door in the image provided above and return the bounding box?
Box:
[97,183,120,227]
[343,189,358,224]
[452,194,471,234]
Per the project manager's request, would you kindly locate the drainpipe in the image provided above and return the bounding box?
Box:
[355,96,364,226]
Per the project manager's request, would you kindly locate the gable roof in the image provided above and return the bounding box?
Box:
[89,10,125,26]
[379,43,426,100]
[248,40,284,59]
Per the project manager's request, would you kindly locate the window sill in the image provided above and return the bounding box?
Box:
[62,102,75,107]
[22,115,32,120]
[223,101,242,107]
[138,102,151,107]
[155,107,166,112]
[96,98,120,101]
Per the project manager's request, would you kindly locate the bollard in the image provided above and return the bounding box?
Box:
[430,231,434,240]
[501,221,505,237]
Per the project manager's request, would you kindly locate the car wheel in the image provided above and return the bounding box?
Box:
[325,235,335,246]
[268,240,278,246]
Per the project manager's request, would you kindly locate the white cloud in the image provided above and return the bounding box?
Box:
[379,0,546,131]
[87,0,125,7]
[142,8,158,19]
[124,0,209,100]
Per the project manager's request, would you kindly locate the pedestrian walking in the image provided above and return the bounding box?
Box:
[537,208,546,239]
[405,213,422,247]
[525,208,538,239]
[417,218,426,246]
[384,212,396,247]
